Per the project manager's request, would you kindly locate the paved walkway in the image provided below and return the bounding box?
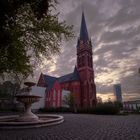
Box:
[0,114,140,140]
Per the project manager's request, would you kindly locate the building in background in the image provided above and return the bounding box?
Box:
[113,84,123,103]
[37,12,96,109]
[31,86,46,110]
[123,100,140,112]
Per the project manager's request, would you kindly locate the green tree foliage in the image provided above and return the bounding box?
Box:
[93,101,120,115]
[96,96,103,104]
[0,0,73,77]
[0,81,20,99]
[64,93,74,108]
[77,101,121,115]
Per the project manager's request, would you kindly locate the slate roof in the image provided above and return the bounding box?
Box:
[80,12,89,41]
[43,67,80,90]
[58,73,73,83]
[59,66,80,83]
[43,75,57,90]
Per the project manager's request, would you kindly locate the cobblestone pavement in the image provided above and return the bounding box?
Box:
[0,114,140,140]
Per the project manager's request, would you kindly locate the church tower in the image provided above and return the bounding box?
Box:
[77,12,96,108]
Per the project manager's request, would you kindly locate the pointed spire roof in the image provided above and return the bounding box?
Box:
[80,12,89,41]
[73,66,80,80]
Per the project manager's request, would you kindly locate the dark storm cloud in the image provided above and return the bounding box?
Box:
[89,0,140,96]
[107,0,140,27]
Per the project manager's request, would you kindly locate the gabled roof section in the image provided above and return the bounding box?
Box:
[42,67,80,90]
[37,73,44,86]
[58,73,73,83]
[43,75,57,90]
[80,12,89,41]
[58,67,80,83]
[72,66,80,81]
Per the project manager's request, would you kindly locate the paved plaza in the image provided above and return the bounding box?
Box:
[0,114,140,140]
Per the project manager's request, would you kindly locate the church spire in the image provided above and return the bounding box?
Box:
[80,12,89,41]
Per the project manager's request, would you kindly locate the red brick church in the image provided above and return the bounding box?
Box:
[37,12,96,108]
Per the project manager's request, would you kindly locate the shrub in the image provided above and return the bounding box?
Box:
[39,102,121,115]
[77,102,121,115]
[39,107,74,113]
[93,102,120,115]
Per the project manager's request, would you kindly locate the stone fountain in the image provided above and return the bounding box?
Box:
[0,82,64,129]
[16,82,41,122]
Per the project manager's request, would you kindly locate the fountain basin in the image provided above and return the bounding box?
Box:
[24,82,36,87]
[0,82,64,129]
[16,95,42,104]
[0,114,64,129]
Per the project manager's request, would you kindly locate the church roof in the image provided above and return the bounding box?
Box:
[80,12,89,41]
[58,73,73,83]
[58,66,80,83]
[43,67,80,90]
[73,66,80,81]
[43,75,57,90]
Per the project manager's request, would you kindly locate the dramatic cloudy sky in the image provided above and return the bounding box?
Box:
[34,0,140,101]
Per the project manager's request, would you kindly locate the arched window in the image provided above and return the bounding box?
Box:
[88,56,90,66]
[57,90,60,106]
[91,57,93,67]
[82,56,85,66]
[79,57,81,67]
[53,90,56,100]
[90,84,94,98]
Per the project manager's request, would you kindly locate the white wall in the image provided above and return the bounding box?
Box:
[31,86,46,110]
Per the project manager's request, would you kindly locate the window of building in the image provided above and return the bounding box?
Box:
[57,90,60,106]
[90,57,93,67]
[78,56,82,67]
[87,56,90,66]
[82,56,84,66]
[53,90,56,100]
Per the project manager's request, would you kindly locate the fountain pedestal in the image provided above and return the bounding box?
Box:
[16,82,41,122]
[16,95,41,122]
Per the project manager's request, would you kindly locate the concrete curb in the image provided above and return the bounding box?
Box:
[0,114,64,129]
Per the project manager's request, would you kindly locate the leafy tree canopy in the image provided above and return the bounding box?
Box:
[0,81,20,99]
[0,0,74,78]
[64,93,75,108]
